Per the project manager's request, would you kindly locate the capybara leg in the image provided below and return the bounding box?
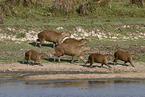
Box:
[129,62,135,67]
[113,57,118,65]
[53,53,57,62]
[35,39,40,46]
[58,56,63,62]
[22,58,25,64]
[58,57,61,62]
[27,60,31,64]
[53,43,56,48]
[39,41,43,48]
[89,58,94,67]
[39,44,42,48]
[35,40,37,46]
[71,56,76,63]
[39,60,43,66]
[85,61,89,66]
[58,57,60,62]
[101,64,103,67]
[123,61,127,66]
[25,57,30,64]
[27,56,31,64]
[79,56,85,63]
[105,64,111,68]
[90,63,93,67]
[34,60,37,64]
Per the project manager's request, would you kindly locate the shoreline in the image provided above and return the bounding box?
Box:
[17,72,145,81]
[0,62,145,81]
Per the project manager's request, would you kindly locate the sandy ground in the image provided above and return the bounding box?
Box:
[0,61,145,81]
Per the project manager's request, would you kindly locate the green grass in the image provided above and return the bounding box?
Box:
[0,0,145,64]
[0,38,145,64]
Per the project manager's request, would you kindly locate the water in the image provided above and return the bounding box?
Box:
[0,79,145,97]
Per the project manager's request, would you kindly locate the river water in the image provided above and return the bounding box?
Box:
[0,79,145,97]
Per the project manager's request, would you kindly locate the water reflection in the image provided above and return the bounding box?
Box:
[0,79,145,97]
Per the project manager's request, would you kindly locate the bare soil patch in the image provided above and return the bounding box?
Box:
[0,61,145,81]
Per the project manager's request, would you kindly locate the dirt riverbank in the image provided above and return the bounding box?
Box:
[0,61,145,81]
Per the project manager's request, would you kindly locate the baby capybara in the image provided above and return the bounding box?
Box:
[63,38,89,46]
[36,30,70,48]
[85,53,111,68]
[113,50,140,67]
[54,43,90,63]
[23,50,48,65]
[0,16,4,24]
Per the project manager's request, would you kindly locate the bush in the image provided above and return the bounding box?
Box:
[76,2,96,15]
[49,0,88,16]
[50,0,111,16]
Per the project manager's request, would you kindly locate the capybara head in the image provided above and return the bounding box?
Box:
[105,54,113,60]
[0,16,4,24]
[132,54,140,60]
[83,46,91,51]
[41,53,49,59]
[62,32,71,37]
[81,39,89,44]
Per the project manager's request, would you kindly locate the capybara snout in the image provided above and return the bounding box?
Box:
[41,53,49,59]
[132,54,140,60]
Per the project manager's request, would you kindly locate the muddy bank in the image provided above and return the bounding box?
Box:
[18,73,145,81]
[0,61,145,81]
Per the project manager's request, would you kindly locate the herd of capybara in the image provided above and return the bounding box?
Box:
[23,29,140,68]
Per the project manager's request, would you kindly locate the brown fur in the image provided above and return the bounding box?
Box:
[63,38,89,46]
[104,54,113,60]
[54,43,90,63]
[0,16,4,24]
[36,30,70,48]
[85,53,111,68]
[23,50,48,65]
[113,50,140,67]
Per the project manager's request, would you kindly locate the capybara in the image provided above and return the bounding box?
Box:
[63,38,89,46]
[36,30,70,48]
[54,43,90,63]
[85,53,111,68]
[0,16,4,24]
[113,50,140,67]
[23,50,48,65]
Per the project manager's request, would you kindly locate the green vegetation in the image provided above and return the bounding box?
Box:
[0,0,145,64]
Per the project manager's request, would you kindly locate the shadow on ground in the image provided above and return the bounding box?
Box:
[45,58,79,63]
[18,61,43,66]
[29,42,54,48]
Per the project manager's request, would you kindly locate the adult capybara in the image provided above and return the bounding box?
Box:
[54,43,90,63]
[113,50,140,67]
[36,30,70,48]
[23,50,48,65]
[0,16,4,24]
[85,53,111,68]
[63,38,89,46]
